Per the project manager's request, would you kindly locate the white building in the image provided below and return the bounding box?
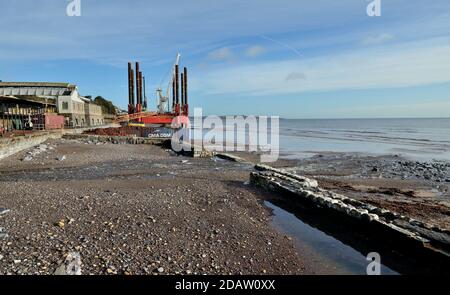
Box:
[0,82,104,127]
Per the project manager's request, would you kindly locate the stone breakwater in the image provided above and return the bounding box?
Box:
[250,164,450,269]
[62,134,166,145]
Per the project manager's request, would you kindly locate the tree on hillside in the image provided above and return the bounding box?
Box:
[93,96,117,115]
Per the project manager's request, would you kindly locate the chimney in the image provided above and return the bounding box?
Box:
[130,69,135,108]
[139,71,143,107]
[175,64,180,106]
[172,79,175,111]
[183,67,188,106]
[180,73,184,107]
[135,62,141,109]
[128,62,132,106]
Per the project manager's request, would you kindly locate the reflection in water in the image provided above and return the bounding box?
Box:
[265,201,398,275]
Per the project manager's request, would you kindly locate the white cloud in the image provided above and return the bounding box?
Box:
[362,33,395,45]
[193,38,450,96]
[245,46,266,58]
[334,101,450,118]
[208,47,234,61]
[286,72,307,81]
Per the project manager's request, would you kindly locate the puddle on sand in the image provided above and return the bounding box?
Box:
[265,201,398,275]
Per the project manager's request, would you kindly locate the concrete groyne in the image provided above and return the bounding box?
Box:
[250,164,450,274]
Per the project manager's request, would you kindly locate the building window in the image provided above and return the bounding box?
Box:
[62,102,69,110]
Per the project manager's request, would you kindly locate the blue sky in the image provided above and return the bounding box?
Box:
[0,0,449,118]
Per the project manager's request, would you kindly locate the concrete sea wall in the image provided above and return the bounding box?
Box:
[0,131,63,161]
[0,125,120,161]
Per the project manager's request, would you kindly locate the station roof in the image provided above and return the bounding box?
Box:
[0,95,57,106]
[0,82,77,97]
[0,82,75,88]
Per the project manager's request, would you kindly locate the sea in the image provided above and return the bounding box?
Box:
[278,118,450,161]
[190,118,450,162]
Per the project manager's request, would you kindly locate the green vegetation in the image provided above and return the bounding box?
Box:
[93,96,117,115]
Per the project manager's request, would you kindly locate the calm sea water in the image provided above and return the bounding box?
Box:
[190,118,450,161]
[279,118,450,161]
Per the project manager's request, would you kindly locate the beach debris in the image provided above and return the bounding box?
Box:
[55,219,65,229]
[22,144,52,161]
[22,155,33,161]
[0,227,9,240]
[57,155,67,161]
[0,208,10,215]
[106,266,117,274]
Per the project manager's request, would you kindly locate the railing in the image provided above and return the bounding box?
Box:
[33,124,45,131]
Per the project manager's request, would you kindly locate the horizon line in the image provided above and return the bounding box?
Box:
[189,115,450,120]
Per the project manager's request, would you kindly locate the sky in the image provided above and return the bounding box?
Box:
[0,0,449,118]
